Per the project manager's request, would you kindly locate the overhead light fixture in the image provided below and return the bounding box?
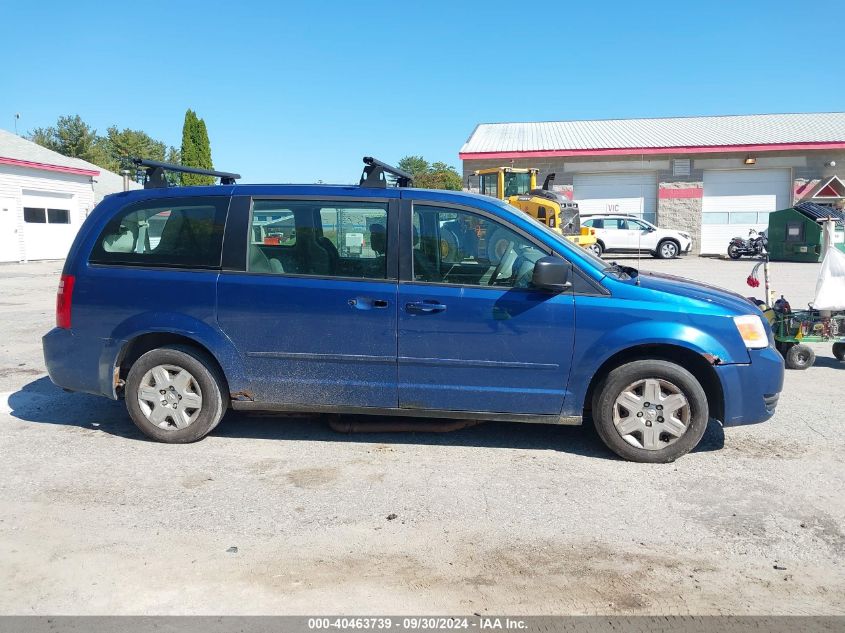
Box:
[744,156,756,165]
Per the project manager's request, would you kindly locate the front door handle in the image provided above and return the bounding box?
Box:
[405,301,447,314]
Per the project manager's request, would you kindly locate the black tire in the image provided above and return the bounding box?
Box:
[833,342,845,361]
[591,360,709,463]
[785,344,815,370]
[125,345,227,443]
[656,239,679,259]
[486,227,511,262]
[439,226,460,262]
[727,244,743,260]
[589,241,604,257]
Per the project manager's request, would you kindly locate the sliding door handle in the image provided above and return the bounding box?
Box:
[405,301,447,314]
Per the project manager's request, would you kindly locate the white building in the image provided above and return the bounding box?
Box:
[0,128,139,263]
[461,112,845,254]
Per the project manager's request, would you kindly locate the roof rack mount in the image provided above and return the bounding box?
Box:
[131,157,241,189]
[360,156,413,188]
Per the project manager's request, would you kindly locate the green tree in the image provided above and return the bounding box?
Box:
[398,155,429,178]
[29,115,100,162]
[180,109,214,185]
[397,155,462,190]
[28,114,172,181]
[96,126,167,179]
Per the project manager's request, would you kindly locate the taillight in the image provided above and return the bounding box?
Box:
[56,274,75,329]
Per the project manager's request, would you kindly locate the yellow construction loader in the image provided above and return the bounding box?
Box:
[473,167,597,251]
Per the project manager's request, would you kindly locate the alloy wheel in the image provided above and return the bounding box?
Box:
[661,242,678,258]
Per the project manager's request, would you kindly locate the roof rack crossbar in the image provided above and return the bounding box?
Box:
[131,157,241,189]
[360,156,413,188]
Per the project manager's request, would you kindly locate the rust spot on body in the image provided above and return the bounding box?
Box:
[701,353,721,365]
[230,389,255,402]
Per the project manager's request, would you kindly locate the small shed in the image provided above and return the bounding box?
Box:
[767,201,845,262]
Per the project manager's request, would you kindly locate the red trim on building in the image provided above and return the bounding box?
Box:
[459,141,845,161]
[0,156,99,177]
[658,187,703,199]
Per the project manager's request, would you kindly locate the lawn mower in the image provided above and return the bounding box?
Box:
[746,219,845,370]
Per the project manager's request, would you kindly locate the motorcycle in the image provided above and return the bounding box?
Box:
[728,228,768,260]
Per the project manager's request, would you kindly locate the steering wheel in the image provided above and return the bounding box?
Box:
[488,240,514,286]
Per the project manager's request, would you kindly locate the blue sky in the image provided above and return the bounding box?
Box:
[1,0,842,183]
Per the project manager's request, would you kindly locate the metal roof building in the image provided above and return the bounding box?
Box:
[460,113,845,255]
[460,112,845,159]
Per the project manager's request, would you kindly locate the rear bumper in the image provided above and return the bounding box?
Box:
[42,328,116,398]
[715,345,784,426]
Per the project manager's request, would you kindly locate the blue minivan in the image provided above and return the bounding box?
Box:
[42,158,784,462]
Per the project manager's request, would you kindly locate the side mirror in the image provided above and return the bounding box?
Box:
[532,257,572,292]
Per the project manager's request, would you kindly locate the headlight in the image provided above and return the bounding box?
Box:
[679,232,690,239]
[733,315,769,349]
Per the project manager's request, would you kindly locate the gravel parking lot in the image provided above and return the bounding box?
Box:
[0,257,843,615]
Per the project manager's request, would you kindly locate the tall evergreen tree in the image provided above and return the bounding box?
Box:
[180,109,214,185]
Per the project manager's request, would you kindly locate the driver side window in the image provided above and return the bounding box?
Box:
[412,205,547,289]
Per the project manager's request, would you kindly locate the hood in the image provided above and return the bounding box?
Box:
[635,270,759,315]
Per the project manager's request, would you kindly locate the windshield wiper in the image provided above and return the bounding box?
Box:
[603,261,638,280]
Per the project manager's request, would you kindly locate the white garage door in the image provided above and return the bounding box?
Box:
[573,172,658,223]
[701,169,792,255]
[21,191,77,261]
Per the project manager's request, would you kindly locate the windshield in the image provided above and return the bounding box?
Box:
[490,198,608,272]
[503,172,531,196]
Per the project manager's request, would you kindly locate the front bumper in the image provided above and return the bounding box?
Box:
[715,344,784,426]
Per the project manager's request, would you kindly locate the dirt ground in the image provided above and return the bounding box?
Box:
[0,257,843,615]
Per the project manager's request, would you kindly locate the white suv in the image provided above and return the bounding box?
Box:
[581,215,692,259]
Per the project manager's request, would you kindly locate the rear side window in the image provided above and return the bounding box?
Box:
[247,200,389,279]
[89,197,228,269]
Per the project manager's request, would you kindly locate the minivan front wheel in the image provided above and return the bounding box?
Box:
[125,345,226,443]
[592,360,708,462]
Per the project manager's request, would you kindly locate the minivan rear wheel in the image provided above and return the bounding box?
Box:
[592,360,709,463]
[125,345,226,443]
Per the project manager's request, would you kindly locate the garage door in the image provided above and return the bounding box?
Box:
[701,169,792,255]
[21,191,77,261]
[573,172,658,223]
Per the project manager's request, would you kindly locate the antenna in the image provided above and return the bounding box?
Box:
[636,224,642,285]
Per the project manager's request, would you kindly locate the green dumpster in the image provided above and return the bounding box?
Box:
[767,202,845,262]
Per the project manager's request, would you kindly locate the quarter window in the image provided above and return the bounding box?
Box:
[412,205,548,288]
[247,200,389,279]
[89,197,228,268]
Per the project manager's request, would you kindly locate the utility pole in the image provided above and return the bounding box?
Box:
[14,113,20,135]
